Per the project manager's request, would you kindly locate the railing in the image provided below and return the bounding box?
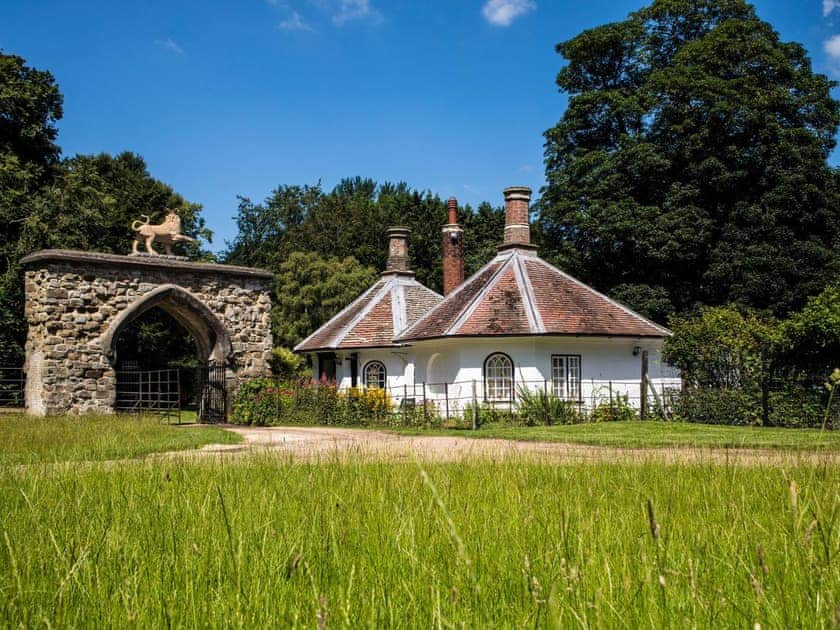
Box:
[115,369,181,423]
[0,368,25,409]
[294,376,683,422]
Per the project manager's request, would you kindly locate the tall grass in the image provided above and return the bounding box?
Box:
[0,456,836,627]
[0,414,239,464]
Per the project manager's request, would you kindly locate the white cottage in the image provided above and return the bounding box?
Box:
[295,187,680,415]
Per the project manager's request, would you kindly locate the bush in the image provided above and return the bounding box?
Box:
[231,379,286,426]
[517,386,581,425]
[590,394,638,423]
[232,379,409,427]
[673,387,760,426]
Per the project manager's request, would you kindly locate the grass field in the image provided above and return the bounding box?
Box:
[0,417,837,627]
[390,420,840,450]
[0,414,240,464]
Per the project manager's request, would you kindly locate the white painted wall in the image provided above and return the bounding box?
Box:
[309,336,681,415]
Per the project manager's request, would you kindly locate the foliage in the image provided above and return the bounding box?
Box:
[0,414,239,465]
[231,379,420,427]
[269,347,305,380]
[395,420,840,450]
[664,306,778,389]
[541,0,840,320]
[777,283,840,378]
[230,379,282,427]
[589,393,638,423]
[1,457,838,626]
[270,251,378,349]
[226,179,503,288]
[0,52,210,366]
[516,385,581,425]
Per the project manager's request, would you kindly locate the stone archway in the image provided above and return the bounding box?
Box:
[100,284,233,366]
[22,250,273,416]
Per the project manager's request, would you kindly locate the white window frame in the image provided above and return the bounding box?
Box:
[552,355,581,401]
[484,353,514,402]
[363,361,387,389]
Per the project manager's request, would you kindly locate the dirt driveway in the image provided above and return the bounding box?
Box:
[186,425,840,466]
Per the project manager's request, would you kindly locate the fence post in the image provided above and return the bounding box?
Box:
[444,382,449,421]
[640,350,649,420]
[609,380,613,420]
[422,382,428,425]
[471,380,478,431]
[403,383,408,425]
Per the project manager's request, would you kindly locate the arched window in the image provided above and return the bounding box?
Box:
[364,361,387,389]
[484,353,513,401]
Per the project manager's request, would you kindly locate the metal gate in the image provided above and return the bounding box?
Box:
[198,365,228,423]
[115,368,181,423]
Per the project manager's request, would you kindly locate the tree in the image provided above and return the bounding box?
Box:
[777,283,840,378]
[541,0,840,320]
[271,251,378,349]
[225,178,507,294]
[0,51,63,365]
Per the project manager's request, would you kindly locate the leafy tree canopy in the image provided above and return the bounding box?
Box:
[271,251,379,349]
[541,0,840,321]
[225,178,506,295]
[0,51,209,365]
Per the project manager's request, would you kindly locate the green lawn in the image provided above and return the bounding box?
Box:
[389,420,840,450]
[0,456,836,627]
[0,414,240,464]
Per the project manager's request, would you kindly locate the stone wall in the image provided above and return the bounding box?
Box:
[22,250,273,416]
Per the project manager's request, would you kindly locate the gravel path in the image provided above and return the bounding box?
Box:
[183,425,840,466]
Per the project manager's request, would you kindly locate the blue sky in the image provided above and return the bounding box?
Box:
[1,0,839,252]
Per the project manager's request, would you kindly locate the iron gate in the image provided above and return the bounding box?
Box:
[115,368,181,423]
[198,365,228,423]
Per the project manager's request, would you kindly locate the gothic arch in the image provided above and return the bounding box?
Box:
[99,284,233,366]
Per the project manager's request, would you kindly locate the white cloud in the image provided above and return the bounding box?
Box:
[332,0,382,26]
[278,10,313,31]
[155,38,184,54]
[824,0,840,17]
[824,33,840,58]
[482,0,536,26]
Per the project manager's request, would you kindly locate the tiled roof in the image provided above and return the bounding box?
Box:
[396,249,669,341]
[294,274,443,352]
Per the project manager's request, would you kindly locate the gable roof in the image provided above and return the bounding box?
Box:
[294,274,443,353]
[396,248,669,342]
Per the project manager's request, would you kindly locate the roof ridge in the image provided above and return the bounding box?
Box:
[513,253,544,333]
[529,257,671,335]
[445,255,513,335]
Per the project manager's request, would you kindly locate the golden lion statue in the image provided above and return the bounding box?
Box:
[131,212,195,256]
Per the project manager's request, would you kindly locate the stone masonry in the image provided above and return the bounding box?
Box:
[22,250,273,416]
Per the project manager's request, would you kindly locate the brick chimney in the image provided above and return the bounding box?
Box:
[442,197,464,295]
[384,226,412,275]
[500,186,535,250]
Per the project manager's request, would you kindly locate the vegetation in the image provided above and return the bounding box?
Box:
[0,414,239,465]
[231,379,438,428]
[0,456,837,626]
[664,303,840,427]
[0,52,210,366]
[270,252,378,350]
[541,0,840,321]
[391,421,840,450]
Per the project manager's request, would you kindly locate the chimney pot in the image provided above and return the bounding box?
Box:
[501,186,534,249]
[447,197,458,225]
[385,226,412,274]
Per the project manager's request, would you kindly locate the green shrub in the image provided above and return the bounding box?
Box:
[231,379,285,426]
[590,393,638,423]
[516,386,581,425]
[462,402,510,428]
